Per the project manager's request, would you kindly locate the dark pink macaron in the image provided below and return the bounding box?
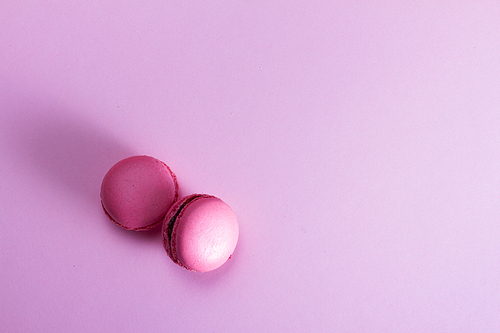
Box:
[163,194,239,272]
[100,155,179,231]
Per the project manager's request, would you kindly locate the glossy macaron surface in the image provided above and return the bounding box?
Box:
[163,194,239,272]
[101,155,178,231]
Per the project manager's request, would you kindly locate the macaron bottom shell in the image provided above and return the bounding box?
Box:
[163,194,239,272]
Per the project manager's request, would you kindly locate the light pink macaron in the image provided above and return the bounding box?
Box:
[163,194,239,272]
[100,155,179,231]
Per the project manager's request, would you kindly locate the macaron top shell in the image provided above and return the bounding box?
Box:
[163,194,239,272]
[101,155,178,231]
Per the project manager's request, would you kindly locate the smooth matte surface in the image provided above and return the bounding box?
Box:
[1,1,500,332]
[101,155,178,230]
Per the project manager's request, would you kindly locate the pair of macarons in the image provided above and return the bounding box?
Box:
[100,155,239,272]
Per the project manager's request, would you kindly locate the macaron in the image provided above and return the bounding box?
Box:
[163,194,239,272]
[100,155,179,231]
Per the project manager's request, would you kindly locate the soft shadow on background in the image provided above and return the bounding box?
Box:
[22,112,134,205]
[0,87,128,199]
[0,89,164,241]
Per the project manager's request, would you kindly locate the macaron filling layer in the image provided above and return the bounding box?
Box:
[163,194,212,268]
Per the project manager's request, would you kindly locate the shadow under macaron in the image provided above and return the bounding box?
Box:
[0,89,183,246]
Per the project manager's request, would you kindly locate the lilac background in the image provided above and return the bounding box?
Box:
[1,1,500,332]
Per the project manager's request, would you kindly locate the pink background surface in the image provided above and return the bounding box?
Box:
[1,1,500,332]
